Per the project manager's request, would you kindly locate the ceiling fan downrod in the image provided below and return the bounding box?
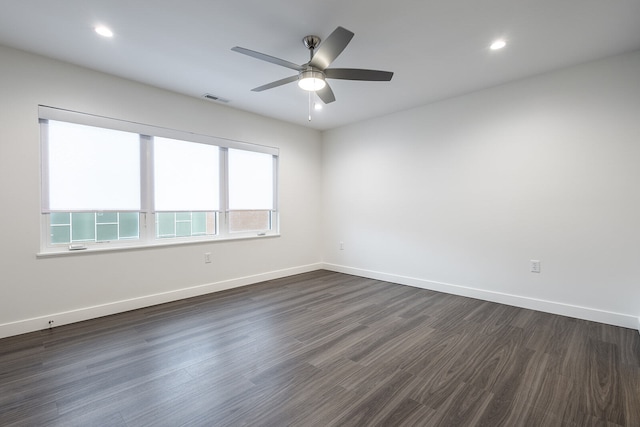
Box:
[302,35,321,61]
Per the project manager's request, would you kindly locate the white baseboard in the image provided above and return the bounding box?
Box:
[3,262,637,339]
[0,263,323,339]
[323,263,639,330]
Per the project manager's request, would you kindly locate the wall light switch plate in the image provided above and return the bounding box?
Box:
[530,260,541,273]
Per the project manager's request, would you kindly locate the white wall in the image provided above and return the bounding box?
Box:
[322,50,640,329]
[0,45,323,338]
[2,44,638,339]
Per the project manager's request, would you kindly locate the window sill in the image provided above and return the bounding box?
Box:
[36,233,280,258]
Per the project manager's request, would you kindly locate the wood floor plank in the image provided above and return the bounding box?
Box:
[49,410,128,427]
[1,270,639,426]
[376,397,435,427]
[1,402,59,427]
[423,381,494,427]
[581,339,627,425]
[329,369,416,426]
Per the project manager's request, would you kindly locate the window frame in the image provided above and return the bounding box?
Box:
[39,106,279,254]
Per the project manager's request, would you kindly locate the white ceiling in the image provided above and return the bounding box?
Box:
[1,0,639,130]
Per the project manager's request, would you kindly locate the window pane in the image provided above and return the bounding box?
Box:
[154,137,219,212]
[51,225,70,244]
[96,224,118,241]
[157,212,176,237]
[50,212,70,225]
[71,213,95,241]
[192,212,206,235]
[118,213,139,239]
[46,120,140,211]
[229,210,271,232]
[96,212,118,223]
[176,222,191,237]
[155,212,216,239]
[228,149,273,210]
[48,212,139,245]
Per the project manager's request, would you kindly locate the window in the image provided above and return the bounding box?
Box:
[156,212,216,238]
[50,212,139,244]
[46,120,141,211]
[39,106,278,252]
[228,148,275,233]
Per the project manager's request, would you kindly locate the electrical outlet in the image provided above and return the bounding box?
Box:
[204,252,212,264]
[530,260,541,273]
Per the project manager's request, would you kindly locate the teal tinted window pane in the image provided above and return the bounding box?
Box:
[51,212,70,225]
[71,213,95,241]
[96,224,118,241]
[176,212,191,221]
[51,225,70,244]
[192,212,206,235]
[96,212,118,223]
[176,221,191,237]
[119,213,139,239]
[157,212,175,237]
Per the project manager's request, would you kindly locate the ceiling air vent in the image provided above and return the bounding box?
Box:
[202,93,230,103]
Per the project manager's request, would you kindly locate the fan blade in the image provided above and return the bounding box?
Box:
[309,27,354,70]
[325,68,394,81]
[316,83,336,104]
[232,46,303,71]
[251,75,299,92]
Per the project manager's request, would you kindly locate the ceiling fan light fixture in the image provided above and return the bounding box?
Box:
[298,70,326,91]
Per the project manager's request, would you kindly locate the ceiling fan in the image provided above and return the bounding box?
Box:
[231,26,393,104]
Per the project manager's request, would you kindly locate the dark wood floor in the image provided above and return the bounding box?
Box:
[1,270,639,426]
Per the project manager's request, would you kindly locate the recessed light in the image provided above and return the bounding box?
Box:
[314,103,323,111]
[95,26,114,38]
[490,39,506,50]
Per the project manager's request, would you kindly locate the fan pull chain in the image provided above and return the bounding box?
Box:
[308,90,312,121]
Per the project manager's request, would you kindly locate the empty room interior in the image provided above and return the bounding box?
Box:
[1,1,639,426]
